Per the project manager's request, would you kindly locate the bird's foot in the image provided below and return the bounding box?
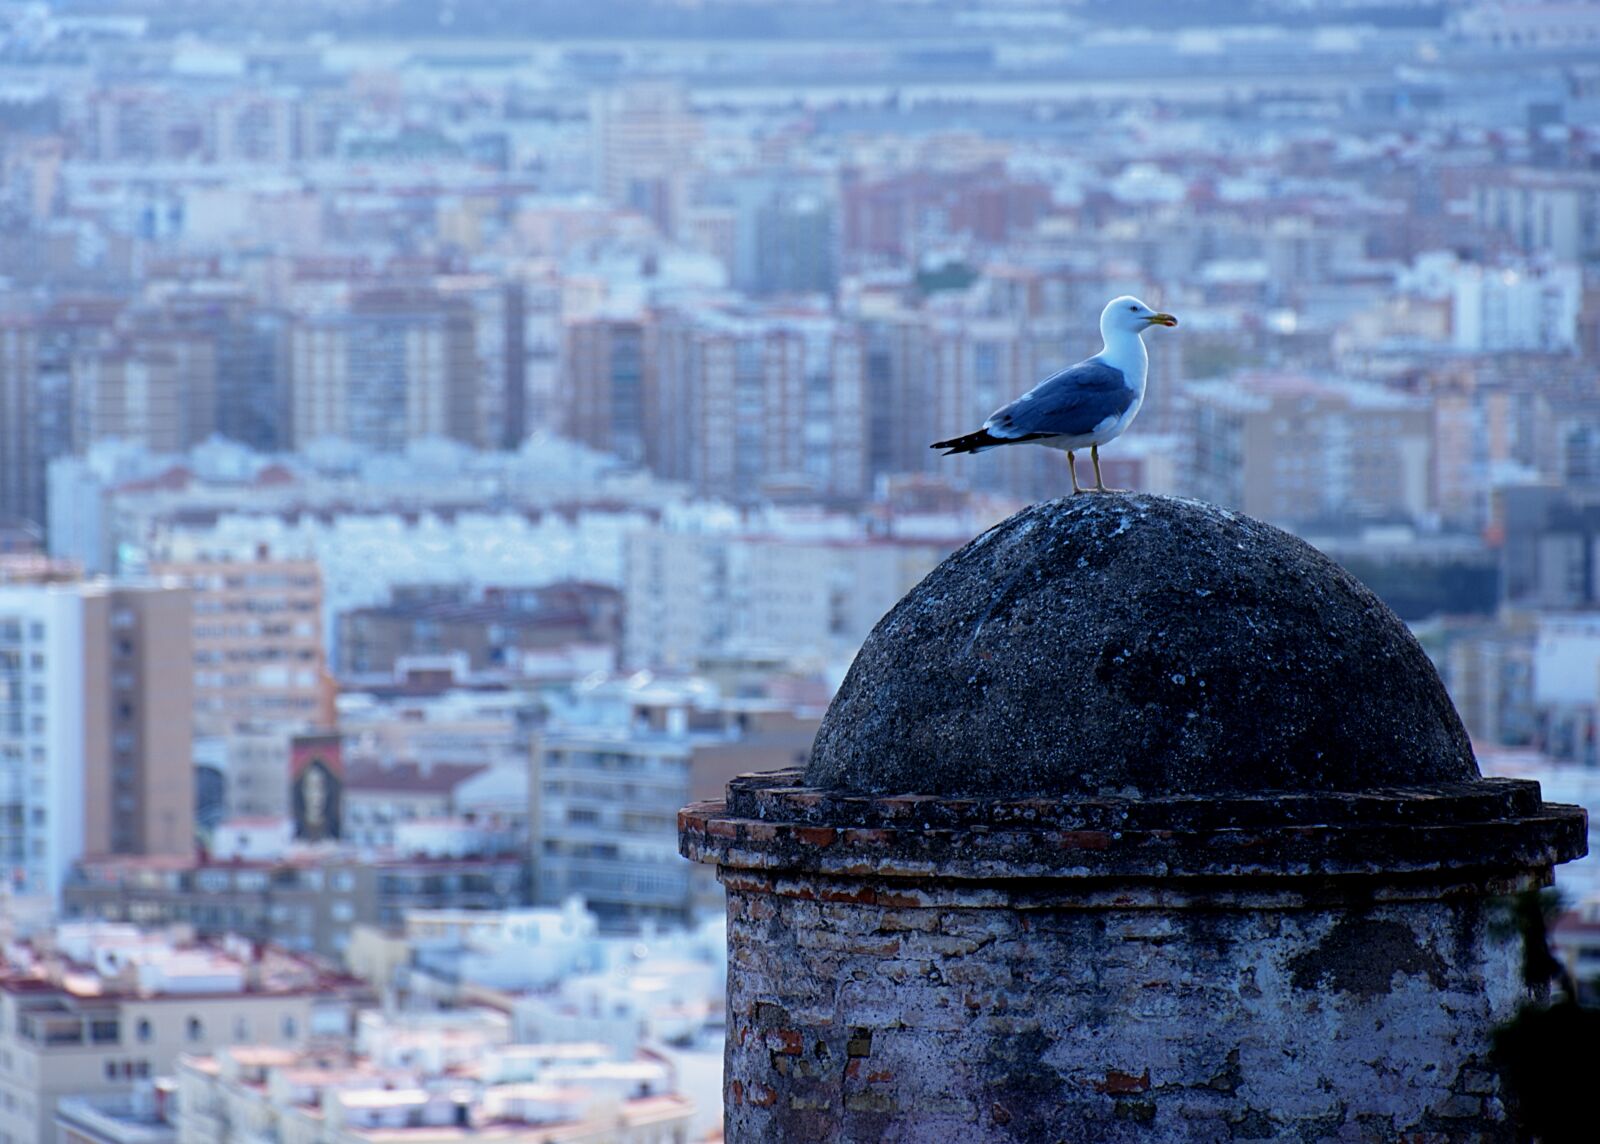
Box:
[1091,486,1129,494]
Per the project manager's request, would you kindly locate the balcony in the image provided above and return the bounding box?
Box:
[55,1093,176,1144]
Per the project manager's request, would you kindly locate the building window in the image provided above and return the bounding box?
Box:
[89,1019,119,1044]
[233,1017,249,1041]
[281,1015,297,1040]
[137,1019,152,1043]
[187,1017,204,1043]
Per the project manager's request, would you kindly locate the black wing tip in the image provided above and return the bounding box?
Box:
[932,428,1053,455]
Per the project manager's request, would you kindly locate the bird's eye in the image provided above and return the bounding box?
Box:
[1129,305,1137,311]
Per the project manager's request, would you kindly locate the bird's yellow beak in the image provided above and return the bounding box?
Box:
[1146,313,1178,328]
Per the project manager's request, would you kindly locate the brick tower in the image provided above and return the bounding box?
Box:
[681,495,1586,1142]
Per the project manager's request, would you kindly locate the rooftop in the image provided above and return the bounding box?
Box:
[182,1039,692,1142]
[0,924,364,1003]
[344,760,490,795]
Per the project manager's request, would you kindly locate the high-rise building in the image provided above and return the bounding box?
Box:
[559,315,650,463]
[157,291,287,452]
[1464,168,1600,261]
[516,269,564,435]
[288,289,476,451]
[435,276,527,450]
[1451,260,1582,353]
[1187,372,1434,527]
[0,576,193,901]
[863,311,936,479]
[652,306,867,500]
[209,90,298,164]
[0,318,37,528]
[29,299,124,531]
[71,328,219,454]
[150,555,326,738]
[721,171,838,297]
[591,82,700,236]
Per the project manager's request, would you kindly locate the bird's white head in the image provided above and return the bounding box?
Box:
[1101,295,1179,339]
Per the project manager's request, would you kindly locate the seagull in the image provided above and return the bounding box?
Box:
[931,295,1178,494]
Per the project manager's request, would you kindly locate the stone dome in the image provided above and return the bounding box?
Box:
[807,494,1477,798]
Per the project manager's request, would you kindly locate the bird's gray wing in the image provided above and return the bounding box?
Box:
[984,359,1132,439]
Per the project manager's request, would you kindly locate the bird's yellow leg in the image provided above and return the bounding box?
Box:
[1091,444,1126,493]
[1067,451,1084,495]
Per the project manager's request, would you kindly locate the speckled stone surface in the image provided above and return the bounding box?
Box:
[808,494,1476,797]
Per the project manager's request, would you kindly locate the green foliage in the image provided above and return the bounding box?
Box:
[1491,889,1600,1142]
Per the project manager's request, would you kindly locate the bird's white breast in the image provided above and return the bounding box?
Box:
[1097,331,1149,399]
[1084,333,1147,446]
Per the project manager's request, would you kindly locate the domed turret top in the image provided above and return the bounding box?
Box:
[807,494,1477,798]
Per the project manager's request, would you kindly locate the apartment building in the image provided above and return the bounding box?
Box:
[342,760,486,852]
[531,678,816,924]
[651,306,867,500]
[56,1085,177,1144]
[150,555,325,737]
[559,315,651,463]
[335,582,621,679]
[176,1024,691,1144]
[622,526,957,671]
[287,289,477,452]
[71,329,219,454]
[62,852,525,961]
[1187,372,1434,528]
[0,575,193,900]
[592,81,700,237]
[0,319,38,529]
[0,922,365,1144]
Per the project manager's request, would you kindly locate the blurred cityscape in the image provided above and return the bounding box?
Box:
[0,0,1599,1139]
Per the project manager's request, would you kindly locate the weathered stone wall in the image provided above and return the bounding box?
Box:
[723,873,1524,1143]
